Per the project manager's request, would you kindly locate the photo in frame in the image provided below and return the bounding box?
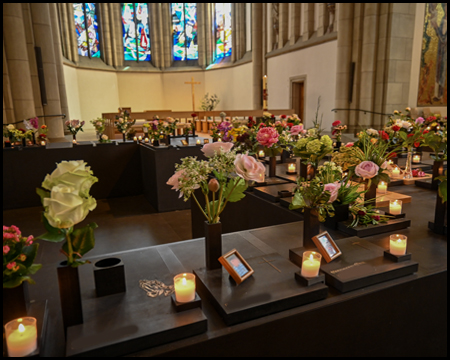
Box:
[312,231,342,263]
[203,139,210,144]
[181,140,189,146]
[218,249,254,285]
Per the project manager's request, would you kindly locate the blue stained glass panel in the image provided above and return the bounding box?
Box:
[136,3,151,61]
[185,3,198,60]
[74,3,88,57]
[172,3,186,60]
[215,3,231,60]
[85,3,101,58]
[122,3,137,61]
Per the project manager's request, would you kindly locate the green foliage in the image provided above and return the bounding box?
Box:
[437,170,447,203]
[348,203,390,228]
[36,212,66,243]
[62,223,98,267]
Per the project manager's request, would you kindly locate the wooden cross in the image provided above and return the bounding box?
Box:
[257,257,281,273]
[184,76,201,112]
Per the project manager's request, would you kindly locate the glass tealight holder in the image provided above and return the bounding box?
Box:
[173,273,196,303]
[301,251,322,278]
[389,199,403,215]
[389,234,407,255]
[5,317,38,357]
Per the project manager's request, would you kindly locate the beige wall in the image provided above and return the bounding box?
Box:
[267,40,338,128]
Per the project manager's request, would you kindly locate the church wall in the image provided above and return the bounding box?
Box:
[267,40,338,128]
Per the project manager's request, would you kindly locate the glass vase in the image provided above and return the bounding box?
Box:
[403,147,413,179]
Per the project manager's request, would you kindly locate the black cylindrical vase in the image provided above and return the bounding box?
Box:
[269,156,277,178]
[204,221,222,270]
[429,195,447,235]
[364,181,378,205]
[122,133,126,142]
[324,204,350,230]
[431,161,445,190]
[153,139,160,146]
[94,258,126,297]
[3,283,28,325]
[57,262,83,334]
[303,208,320,249]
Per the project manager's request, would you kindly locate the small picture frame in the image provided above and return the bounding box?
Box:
[203,139,210,144]
[181,140,189,146]
[312,231,342,263]
[219,249,254,285]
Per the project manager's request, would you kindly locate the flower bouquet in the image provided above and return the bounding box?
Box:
[422,120,447,162]
[24,117,39,144]
[291,129,334,169]
[200,93,220,111]
[90,117,110,142]
[348,204,390,228]
[37,125,48,144]
[331,120,347,146]
[3,225,42,288]
[115,109,136,142]
[65,120,85,141]
[36,160,98,267]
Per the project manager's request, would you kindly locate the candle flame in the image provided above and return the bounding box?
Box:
[18,324,25,333]
[397,239,402,243]
[182,277,187,286]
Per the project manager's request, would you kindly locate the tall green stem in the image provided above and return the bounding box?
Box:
[192,193,209,222]
[214,180,240,221]
[66,230,74,265]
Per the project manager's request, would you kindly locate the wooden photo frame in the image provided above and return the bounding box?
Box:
[181,140,189,146]
[219,249,254,285]
[312,231,342,263]
[203,139,210,144]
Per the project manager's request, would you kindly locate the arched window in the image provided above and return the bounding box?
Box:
[215,3,232,61]
[121,3,151,61]
[171,3,198,61]
[73,3,101,58]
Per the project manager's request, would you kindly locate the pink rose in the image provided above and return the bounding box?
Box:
[415,117,425,125]
[323,182,341,203]
[3,245,10,254]
[345,142,354,147]
[355,161,380,179]
[290,124,304,136]
[234,154,266,182]
[201,142,234,157]
[256,127,279,148]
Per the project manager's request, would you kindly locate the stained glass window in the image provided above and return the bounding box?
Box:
[215,3,232,61]
[122,3,151,61]
[171,3,198,61]
[73,3,101,58]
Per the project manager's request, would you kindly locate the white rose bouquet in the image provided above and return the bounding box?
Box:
[36,161,98,267]
[167,143,265,224]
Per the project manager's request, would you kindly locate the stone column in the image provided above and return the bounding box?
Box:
[149,3,161,68]
[334,3,354,127]
[197,4,206,68]
[238,4,246,59]
[302,4,315,41]
[3,40,15,124]
[267,4,274,52]
[231,3,236,62]
[58,3,72,61]
[3,3,36,122]
[278,3,289,49]
[205,3,213,66]
[289,3,301,45]
[66,4,79,64]
[317,3,330,37]
[100,3,113,66]
[162,3,172,69]
[111,3,124,68]
[252,4,263,110]
[30,3,64,139]
[359,3,380,128]
[50,3,69,123]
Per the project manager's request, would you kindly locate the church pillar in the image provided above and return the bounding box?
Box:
[252,3,263,110]
[238,4,246,59]
[267,4,274,52]
[66,4,79,64]
[3,39,15,124]
[289,3,301,45]
[231,3,237,62]
[149,3,161,69]
[205,3,213,66]
[262,4,267,77]
[108,4,119,68]
[197,3,206,68]
[50,3,70,124]
[57,3,73,62]
[21,4,44,119]
[359,3,380,127]
[317,3,330,37]
[100,3,114,67]
[3,3,36,123]
[162,3,172,69]
[302,4,315,41]
[278,3,289,49]
[334,3,354,127]
[30,3,64,139]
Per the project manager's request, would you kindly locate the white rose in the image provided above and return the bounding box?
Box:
[42,160,98,198]
[43,184,96,228]
[101,134,108,140]
[6,124,15,130]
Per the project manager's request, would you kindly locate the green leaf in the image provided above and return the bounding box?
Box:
[21,243,39,268]
[289,192,306,210]
[439,180,447,203]
[3,276,34,288]
[27,263,42,275]
[223,178,247,203]
[35,213,66,243]
[63,222,98,259]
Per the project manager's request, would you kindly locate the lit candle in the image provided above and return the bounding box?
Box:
[288,163,296,173]
[263,75,267,90]
[40,141,46,146]
[138,136,142,141]
[174,273,196,303]
[301,251,321,278]
[258,150,265,158]
[389,199,402,215]
[144,138,149,143]
[413,154,421,163]
[218,138,222,142]
[392,167,400,177]
[390,234,407,255]
[5,317,37,357]
[196,139,201,145]
[378,181,387,194]
[72,139,77,145]
[387,160,394,166]
[133,136,137,142]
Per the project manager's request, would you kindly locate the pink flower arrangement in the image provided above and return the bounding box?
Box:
[415,117,425,125]
[201,142,234,157]
[256,127,279,148]
[323,182,341,203]
[290,124,304,136]
[234,154,266,182]
[355,161,380,179]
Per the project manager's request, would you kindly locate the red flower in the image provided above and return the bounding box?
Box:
[426,116,437,122]
[414,142,421,148]
[407,133,414,138]
[423,130,429,135]
[412,169,419,177]
[248,116,253,121]
[392,125,401,132]
[281,115,287,119]
[38,134,47,138]
[191,113,197,118]
[259,123,266,128]
[372,215,380,221]
[18,128,26,133]
[388,152,397,159]
[271,115,275,119]
[332,129,337,135]
[332,120,342,127]
[379,130,389,140]
[358,210,366,216]
[287,122,294,128]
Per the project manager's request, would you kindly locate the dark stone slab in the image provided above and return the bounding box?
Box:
[337,218,411,237]
[289,238,419,293]
[194,253,328,326]
[171,293,202,312]
[253,183,297,203]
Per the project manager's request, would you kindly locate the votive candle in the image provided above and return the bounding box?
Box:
[138,136,142,141]
[392,167,400,177]
[72,139,77,144]
[40,141,46,146]
[133,136,137,142]
[389,199,402,215]
[144,138,149,143]
[390,234,407,255]
[174,273,196,303]
[196,139,201,145]
[288,163,296,173]
[218,138,222,142]
[301,251,321,278]
[258,150,265,158]
[387,160,394,166]
[413,154,421,163]
[5,317,37,357]
[378,181,387,194]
